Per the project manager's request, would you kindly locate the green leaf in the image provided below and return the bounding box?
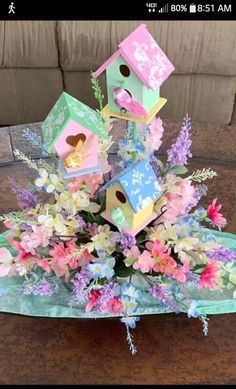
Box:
[167,165,188,175]
[114,259,134,277]
[154,158,164,172]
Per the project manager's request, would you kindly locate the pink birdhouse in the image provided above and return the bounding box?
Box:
[93,24,175,123]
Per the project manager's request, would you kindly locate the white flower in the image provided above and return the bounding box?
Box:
[35,168,48,188]
[35,169,63,193]
[46,174,64,193]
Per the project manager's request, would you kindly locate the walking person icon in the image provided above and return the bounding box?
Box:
[8,2,16,14]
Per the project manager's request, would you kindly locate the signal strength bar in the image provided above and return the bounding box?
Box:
[158,3,169,12]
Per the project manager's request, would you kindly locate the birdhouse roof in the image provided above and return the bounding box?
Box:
[93,24,175,90]
[41,92,107,152]
[100,160,161,213]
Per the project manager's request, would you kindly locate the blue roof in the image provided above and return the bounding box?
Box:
[101,160,161,212]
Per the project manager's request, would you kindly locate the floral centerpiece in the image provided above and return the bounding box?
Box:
[0,78,236,355]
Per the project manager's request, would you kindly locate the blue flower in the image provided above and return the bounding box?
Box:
[120,316,140,329]
[134,142,145,153]
[96,249,107,258]
[194,207,207,219]
[176,222,192,239]
[104,256,115,268]
[187,300,199,318]
[121,296,138,314]
[170,284,185,302]
[86,261,114,281]
[121,283,142,300]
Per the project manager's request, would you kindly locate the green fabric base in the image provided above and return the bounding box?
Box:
[0,229,236,318]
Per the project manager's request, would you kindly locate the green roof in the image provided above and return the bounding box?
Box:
[41,92,107,152]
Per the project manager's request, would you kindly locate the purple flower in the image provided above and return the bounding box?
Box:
[149,284,181,313]
[70,269,90,305]
[10,179,37,210]
[20,223,32,232]
[207,247,236,262]
[21,280,56,296]
[167,114,192,167]
[32,280,56,296]
[185,184,208,214]
[96,282,119,313]
[75,215,87,230]
[185,271,200,284]
[112,232,136,250]
[149,159,161,179]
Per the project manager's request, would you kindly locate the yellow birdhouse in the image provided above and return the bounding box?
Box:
[100,160,162,236]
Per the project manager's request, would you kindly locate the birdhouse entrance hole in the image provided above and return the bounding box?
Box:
[116,191,127,203]
[119,64,130,77]
[66,133,86,147]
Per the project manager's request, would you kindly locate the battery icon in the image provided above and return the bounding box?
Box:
[189,3,196,12]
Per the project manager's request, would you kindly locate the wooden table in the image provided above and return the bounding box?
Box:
[0,120,236,384]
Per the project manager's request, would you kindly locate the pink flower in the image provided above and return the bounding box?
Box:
[133,250,155,273]
[31,225,49,247]
[175,262,190,283]
[49,242,69,278]
[20,232,40,254]
[68,173,104,197]
[37,259,51,273]
[99,158,112,174]
[19,225,49,255]
[157,179,196,224]
[85,289,101,313]
[76,249,94,267]
[49,240,81,279]
[146,240,171,259]
[107,297,122,314]
[0,247,14,277]
[207,198,227,231]
[3,221,13,229]
[199,261,221,290]
[154,257,176,277]
[146,240,177,277]
[146,117,164,151]
[7,235,35,262]
[124,246,140,260]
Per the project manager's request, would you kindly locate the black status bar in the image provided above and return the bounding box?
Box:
[0,0,235,20]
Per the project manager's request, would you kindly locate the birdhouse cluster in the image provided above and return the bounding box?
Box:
[41,23,174,235]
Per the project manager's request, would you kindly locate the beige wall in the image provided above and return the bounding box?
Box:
[0,21,236,126]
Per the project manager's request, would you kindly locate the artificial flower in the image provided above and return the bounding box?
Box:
[0,247,14,276]
[199,261,221,290]
[207,198,227,231]
[133,250,155,273]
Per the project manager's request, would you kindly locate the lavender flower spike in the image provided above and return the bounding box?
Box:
[112,232,136,250]
[10,179,38,210]
[167,114,192,167]
[207,247,236,262]
[149,284,181,313]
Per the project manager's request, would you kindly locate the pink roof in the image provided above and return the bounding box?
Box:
[94,24,175,90]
